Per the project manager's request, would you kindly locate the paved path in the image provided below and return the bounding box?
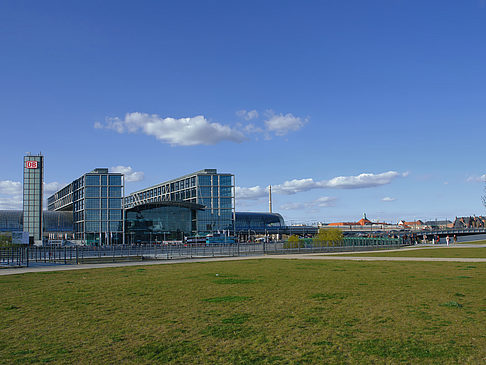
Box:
[2,245,486,276]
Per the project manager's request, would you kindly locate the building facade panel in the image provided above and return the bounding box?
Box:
[124,169,235,235]
[23,154,43,241]
[48,168,124,245]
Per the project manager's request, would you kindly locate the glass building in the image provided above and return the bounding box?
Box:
[48,168,124,245]
[23,154,44,241]
[0,210,73,238]
[124,169,235,235]
[125,202,204,244]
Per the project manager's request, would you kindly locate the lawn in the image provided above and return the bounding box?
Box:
[1,259,485,364]
[330,247,486,258]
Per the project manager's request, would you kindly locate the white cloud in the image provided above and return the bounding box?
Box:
[466,174,486,183]
[44,182,65,196]
[236,109,259,121]
[235,186,267,200]
[96,113,246,146]
[0,180,64,209]
[237,171,406,201]
[264,111,306,136]
[0,180,21,195]
[0,196,22,210]
[382,197,396,202]
[110,166,144,182]
[280,196,337,211]
[323,171,405,189]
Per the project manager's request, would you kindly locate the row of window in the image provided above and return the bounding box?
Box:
[85,174,122,186]
[125,175,233,205]
[85,186,122,198]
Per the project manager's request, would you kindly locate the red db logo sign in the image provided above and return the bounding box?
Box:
[25,161,38,169]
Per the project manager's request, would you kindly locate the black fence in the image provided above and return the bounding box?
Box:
[1,237,406,268]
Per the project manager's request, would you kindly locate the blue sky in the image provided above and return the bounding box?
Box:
[1,0,486,224]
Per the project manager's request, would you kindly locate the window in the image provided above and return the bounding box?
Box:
[101,187,108,197]
[86,175,100,185]
[109,187,121,197]
[109,221,122,232]
[85,199,100,209]
[109,199,121,209]
[199,186,211,196]
[220,186,232,197]
[85,221,100,232]
[85,187,99,198]
[212,175,218,185]
[109,175,122,185]
[101,175,107,185]
[101,199,107,208]
[220,175,232,186]
[220,198,232,208]
[198,175,211,185]
[109,210,122,220]
[85,210,100,220]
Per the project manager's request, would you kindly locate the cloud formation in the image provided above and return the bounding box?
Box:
[236,109,259,121]
[264,111,306,136]
[110,166,144,182]
[96,109,308,145]
[236,171,407,200]
[0,180,21,195]
[96,113,246,146]
[382,197,396,202]
[280,196,337,210]
[0,180,66,209]
[466,174,486,183]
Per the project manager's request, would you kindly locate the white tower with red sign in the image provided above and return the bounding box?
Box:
[23,154,44,242]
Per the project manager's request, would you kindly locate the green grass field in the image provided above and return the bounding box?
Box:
[1,259,486,364]
[330,247,486,258]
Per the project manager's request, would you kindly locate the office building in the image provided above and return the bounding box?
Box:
[23,154,44,241]
[124,169,235,235]
[48,168,124,245]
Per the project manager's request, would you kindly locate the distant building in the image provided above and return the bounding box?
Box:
[398,220,424,230]
[124,169,235,235]
[453,216,486,229]
[48,168,124,245]
[424,220,453,229]
[23,154,44,241]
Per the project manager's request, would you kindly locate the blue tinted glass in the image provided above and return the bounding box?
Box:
[101,199,107,208]
[212,176,218,185]
[85,199,99,209]
[109,175,122,185]
[101,210,107,220]
[109,221,122,231]
[101,175,107,185]
[109,210,122,220]
[85,186,99,197]
[200,186,211,196]
[220,198,232,208]
[86,175,100,185]
[86,221,100,231]
[220,186,232,197]
[101,187,107,197]
[220,176,232,186]
[109,199,121,208]
[85,210,100,220]
[109,187,121,197]
[198,176,211,185]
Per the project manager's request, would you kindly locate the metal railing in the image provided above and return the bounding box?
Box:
[1,237,406,268]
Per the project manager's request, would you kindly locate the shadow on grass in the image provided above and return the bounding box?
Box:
[134,341,199,362]
[354,338,462,360]
[202,296,251,303]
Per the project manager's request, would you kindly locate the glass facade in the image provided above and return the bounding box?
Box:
[124,169,235,235]
[125,202,201,243]
[23,155,43,241]
[48,168,124,245]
